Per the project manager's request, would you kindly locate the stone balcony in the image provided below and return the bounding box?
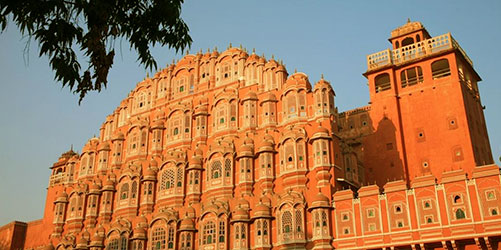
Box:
[367,33,473,71]
[49,173,73,186]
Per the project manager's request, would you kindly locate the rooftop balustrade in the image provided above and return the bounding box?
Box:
[367,33,473,71]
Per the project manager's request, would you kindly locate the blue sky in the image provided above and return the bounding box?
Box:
[0,1,500,225]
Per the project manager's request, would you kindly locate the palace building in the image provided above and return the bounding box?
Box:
[1,20,501,250]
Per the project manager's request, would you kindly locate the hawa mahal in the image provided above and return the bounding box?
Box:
[1,20,500,250]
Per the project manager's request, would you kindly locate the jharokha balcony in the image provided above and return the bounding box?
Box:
[367,33,473,71]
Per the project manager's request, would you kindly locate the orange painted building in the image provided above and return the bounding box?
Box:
[1,21,500,250]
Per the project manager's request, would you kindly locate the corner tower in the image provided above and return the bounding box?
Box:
[363,20,493,184]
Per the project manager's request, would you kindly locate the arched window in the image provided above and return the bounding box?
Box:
[120,236,128,250]
[167,227,174,249]
[241,225,246,239]
[416,34,421,42]
[203,222,216,245]
[453,195,462,204]
[121,183,129,200]
[211,161,222,179]
[401,66,423,87]
[455,208,466,219]
[375,73,391,93]
[131,181,137,198]
[224,159,231,177]
[161,169,175,190]
[282,211,292,233]
[402,37,414,46]
[151,227,166,250]
[218,221,225,242]
[257,221,261,236]
[176,167,183,187]
[321,211,328,227]
[263,221,268,235]
[431,59,451,79]
[295,210,303,232]
[395,41,400,49]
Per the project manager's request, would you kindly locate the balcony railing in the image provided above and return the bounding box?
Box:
[367,33,473,70]
[49,173,73,186]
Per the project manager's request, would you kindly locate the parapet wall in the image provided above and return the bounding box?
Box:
[332,164,501,249]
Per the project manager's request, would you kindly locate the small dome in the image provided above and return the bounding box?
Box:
[211,49,219,58]
[314,77,333,91]
[238,144,253,157]
[179,217,196,231]
[310,192,331,209]
[133,227,147,239]
[232,206,249,221]
[265,58,278,68]
[277,64,286,72]
[61,149,78,159]
[144,167,157,180]
[152,119,164,129]
[246,53,259,63]
[97,142,111,151]
[56,191,68,203]
[243,91,258,101]
[112,132,125,141]
[90,234,104,246]
[189,155,202,167]
[252,202,271,218]
[262,92,277,102]
[76,237,88,248]
[89,182,101,193]
[103,178,115,191]
[258,56,266,64]
[311,125,331,140]
[243,136,254,145]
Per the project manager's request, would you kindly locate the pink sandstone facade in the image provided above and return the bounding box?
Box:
[1,21,500,250]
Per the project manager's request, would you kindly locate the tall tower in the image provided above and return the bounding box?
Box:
[363,20,493,184]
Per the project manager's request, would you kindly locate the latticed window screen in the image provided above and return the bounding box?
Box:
[224,159,232,177]
[176,167,183,187]
[161,169,175,190]
[131,181,137,198]
[211,161,222,179]
[322,211,328,227]
[263,221,268,235]
[295,210,303,232]
[151,227,166,250]
[282,211,292,233]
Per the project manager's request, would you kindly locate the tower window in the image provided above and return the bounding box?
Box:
[401,37,414,47]
[375,73,391,93]
[431,59,451,79]
[400,66,423,87]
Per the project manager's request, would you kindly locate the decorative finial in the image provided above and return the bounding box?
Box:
[321,73,324,79]
[229,43,232,48]
[407,18,411,23]
[186,49,190,55]
[252,48,256,54]
[294,68,297,73]
[239,44,243,49]
[70,144,73,151]
[214,46,218,51]
[146,72,149,78]
[271,54,275,59]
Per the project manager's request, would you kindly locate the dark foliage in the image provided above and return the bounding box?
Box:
[0,0,192,103]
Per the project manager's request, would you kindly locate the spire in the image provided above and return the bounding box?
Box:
[321,73,324,79]
[407,18,411,23]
